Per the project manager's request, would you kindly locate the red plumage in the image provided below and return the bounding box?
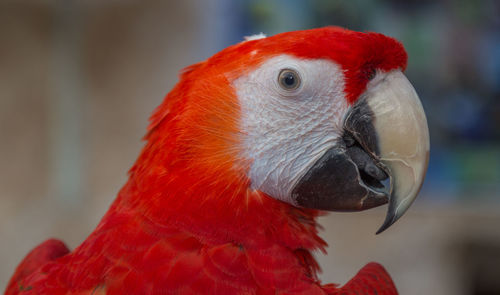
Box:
[5,27,405,294]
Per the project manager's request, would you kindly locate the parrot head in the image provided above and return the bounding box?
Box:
[145,27,429,233]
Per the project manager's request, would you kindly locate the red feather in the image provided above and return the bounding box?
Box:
[5,27,405,294]
[333,263,398,295]
[5,239,69,294]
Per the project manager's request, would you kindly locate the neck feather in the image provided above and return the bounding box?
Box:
[103,130,326,252]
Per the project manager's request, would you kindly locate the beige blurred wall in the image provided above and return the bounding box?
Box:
[317,204,500,295]
[0,0,206,290]
[1,2,500,295]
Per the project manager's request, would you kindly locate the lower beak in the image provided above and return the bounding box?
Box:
[291,70,430,233]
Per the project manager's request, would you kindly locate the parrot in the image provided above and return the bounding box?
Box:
[5,26,430,295]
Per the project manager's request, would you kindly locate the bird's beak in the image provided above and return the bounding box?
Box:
[366,71,430,233]
[291,70,429,233]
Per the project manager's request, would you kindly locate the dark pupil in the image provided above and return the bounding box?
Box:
[283,73,295,86]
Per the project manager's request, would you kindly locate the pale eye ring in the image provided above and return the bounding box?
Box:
[278,69,301,90]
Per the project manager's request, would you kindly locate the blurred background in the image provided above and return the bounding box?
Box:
[1,0,499,294]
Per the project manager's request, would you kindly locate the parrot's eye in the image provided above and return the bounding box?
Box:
[278,69,301,90]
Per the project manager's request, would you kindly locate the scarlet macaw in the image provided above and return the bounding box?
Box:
[5,27,429,295]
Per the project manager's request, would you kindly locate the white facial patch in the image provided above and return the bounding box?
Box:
[234,55,349,205]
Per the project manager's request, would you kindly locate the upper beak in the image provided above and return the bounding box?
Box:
[365,71,430,233]
[291,70,429,233]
